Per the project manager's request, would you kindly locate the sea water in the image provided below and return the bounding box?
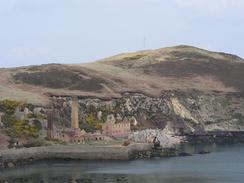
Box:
[1,143,244,183]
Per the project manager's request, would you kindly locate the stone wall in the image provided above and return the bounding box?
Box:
[0,144,153,169]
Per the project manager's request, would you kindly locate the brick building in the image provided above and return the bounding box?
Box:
[47,97,131,144]
[47,97,107,144]
[102,121,131,137]
[57,129,106,144]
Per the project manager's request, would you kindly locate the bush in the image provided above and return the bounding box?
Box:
[7,120,38,138]
[0,99,40,139]
[84,113,102,131]
[0,100,23,127]
[0,100,23,115]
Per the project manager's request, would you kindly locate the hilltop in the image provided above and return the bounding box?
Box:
[0,45,244,105]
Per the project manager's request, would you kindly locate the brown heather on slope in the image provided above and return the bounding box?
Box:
[0,45,243,105]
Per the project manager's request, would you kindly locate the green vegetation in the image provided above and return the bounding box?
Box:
[0,100,23,116]
[0,100,23,127]
[27,113,46,120]
[8,120,38,138]
[0,99,40,138]
[85,113,95,126]
[83,113,102,132]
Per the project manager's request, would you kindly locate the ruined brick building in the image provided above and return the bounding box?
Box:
[102,121,131,137]
[47,96,131,144]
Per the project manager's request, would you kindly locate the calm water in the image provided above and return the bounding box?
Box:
[1,143,244,183]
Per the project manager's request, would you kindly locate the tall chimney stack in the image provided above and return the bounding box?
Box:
[47,110,54,140]
[71,96,79,129]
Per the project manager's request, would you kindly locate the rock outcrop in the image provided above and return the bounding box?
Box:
[129,129,184,148]
[51,90,244,135]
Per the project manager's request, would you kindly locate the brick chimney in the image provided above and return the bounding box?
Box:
[47,111,54,140]
[71,96,79,129]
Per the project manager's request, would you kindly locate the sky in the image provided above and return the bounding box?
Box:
[0,0,244,68]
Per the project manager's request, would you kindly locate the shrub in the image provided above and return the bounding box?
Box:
[86,113,95,126]
[85,113,102,131]
[8,120,38,138]
[0,100,23,116]
[0,100,23,127]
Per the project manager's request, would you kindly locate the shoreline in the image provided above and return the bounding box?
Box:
[0,143,153,169]
[2,133,244,169]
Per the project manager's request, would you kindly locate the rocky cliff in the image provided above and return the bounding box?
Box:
[51,90,244,135]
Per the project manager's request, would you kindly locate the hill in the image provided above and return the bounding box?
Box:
[0,45,244,105]
[1,45,244,146]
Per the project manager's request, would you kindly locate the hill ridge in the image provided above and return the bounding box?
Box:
[0,45,244,104]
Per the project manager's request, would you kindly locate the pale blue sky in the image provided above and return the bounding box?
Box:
[0,0,244,68]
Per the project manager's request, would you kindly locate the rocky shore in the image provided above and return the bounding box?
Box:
[186,131,244,144]
[2,132,244,169]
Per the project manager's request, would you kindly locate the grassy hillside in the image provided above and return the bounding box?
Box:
[0,45,244,105]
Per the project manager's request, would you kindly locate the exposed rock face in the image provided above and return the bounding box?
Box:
[1,90,244,149]
[129,129,183,148]
[106,114,116,123]
[51,90,244,135]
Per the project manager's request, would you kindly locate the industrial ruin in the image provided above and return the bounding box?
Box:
[47,97,131,144]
